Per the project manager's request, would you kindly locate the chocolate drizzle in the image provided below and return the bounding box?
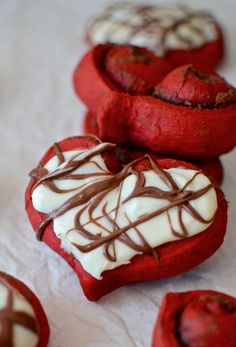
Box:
[30,141,216,264]
[30,142,115,240]
[0,277,39,347]
[53,143,65,164]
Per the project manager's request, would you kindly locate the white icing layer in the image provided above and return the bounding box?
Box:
[0,282,38,347]
[32,144,218,280]
[89,4,219,55]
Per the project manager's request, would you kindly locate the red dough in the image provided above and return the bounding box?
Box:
[152,290,236,347]
[84,111,223,185]
[74,44,236,159]
[25,136,227,301]
[0,271,50,347]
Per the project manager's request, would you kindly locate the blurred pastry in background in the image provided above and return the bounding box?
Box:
[86,3,224,67]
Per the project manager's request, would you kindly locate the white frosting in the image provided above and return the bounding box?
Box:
[89,4,219,55]
[31,144,218,280]
[0,282,38,347]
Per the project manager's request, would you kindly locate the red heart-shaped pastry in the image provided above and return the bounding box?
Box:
[74,44,236,159]
[152,290,236,347]
[0,271,49,347]
[25,136,227,301]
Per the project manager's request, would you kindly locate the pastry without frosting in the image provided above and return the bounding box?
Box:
[152,290,236,347]
[74,44,236,159]
[87,3,224,67]
[26,136,227,300]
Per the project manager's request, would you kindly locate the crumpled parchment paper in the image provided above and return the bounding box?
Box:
[0,0,236,346]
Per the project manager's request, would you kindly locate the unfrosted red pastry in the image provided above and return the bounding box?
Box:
[84,110,224,185]
[87,3,224,67]
[25,136,227,301]
[0,271,49,347]
[74,44,236,159]
[152,290,236,347]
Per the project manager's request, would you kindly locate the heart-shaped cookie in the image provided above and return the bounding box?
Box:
[0,271,49,347]
[25,136,227,301]
[152,290,236,347]
[74,44,236,159]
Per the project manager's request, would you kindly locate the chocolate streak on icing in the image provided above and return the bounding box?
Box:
[0,278,39,347]
[31,142,115,240]
[53,143,65,165]
[30,142,114,196]
[30,142,216,262]
[73,163,213,258]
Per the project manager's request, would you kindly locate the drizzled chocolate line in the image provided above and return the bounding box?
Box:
[0,278,39,347]
[53,143,65,164]
[31,142,115,240]
[73,164,213,258]
[30,134,102,181]
[30,142,114,194]
[91,4,218,54]
[30,143,216,262]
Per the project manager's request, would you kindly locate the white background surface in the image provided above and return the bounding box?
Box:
[1,0,236,346]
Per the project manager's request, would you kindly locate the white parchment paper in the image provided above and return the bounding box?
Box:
[0,1,236,346]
